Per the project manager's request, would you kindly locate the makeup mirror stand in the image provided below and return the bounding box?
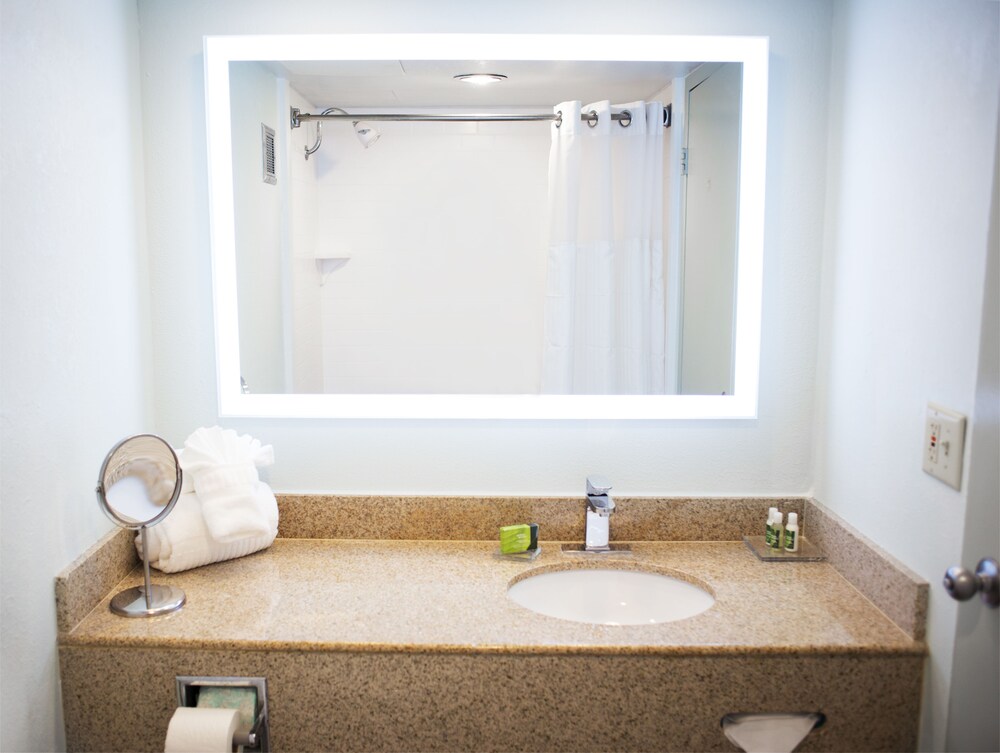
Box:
[96,433,187,617]
[107,524,186,617]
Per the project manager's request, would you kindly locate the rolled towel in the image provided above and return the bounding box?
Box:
[176,448,194,495]
[182,427,274,542]
[117,457,177,506]
[138,482,279,573]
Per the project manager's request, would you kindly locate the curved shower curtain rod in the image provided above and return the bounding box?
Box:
[289,105,672,130]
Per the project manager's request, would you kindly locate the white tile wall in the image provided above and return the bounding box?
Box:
[292,112,550,394]
[287,86,325,392]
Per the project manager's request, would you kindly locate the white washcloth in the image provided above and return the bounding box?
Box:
[138,482,278,573]
[182,427,274,542]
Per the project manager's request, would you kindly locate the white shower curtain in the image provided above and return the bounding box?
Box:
[541,100,665,394]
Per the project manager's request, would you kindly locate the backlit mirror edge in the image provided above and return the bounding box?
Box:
[204,33,768,420]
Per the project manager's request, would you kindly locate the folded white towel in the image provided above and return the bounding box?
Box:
[118,457,177,506]
[176,448,194,495]
[182,427,275,542]
[139,482,278,573]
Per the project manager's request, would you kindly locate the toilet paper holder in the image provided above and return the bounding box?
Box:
[720,712,826,753]
[176,676,269,752]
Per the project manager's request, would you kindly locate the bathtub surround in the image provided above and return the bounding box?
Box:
[308,112,549,395]
[56,496,926,751]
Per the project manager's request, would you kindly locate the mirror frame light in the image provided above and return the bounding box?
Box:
[204,33,768,420]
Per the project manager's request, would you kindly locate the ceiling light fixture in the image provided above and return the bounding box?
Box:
[453,73,508,85]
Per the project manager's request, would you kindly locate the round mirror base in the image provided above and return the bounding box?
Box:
[109,585,186,617]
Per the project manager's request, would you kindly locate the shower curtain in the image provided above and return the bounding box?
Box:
[541,100,666,394]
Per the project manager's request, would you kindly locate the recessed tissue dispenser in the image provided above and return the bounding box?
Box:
[168,677,269,753]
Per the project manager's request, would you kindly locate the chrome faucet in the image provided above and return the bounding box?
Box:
[585,474,615,551]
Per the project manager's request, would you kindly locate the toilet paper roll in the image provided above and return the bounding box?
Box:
[165,707,240,753]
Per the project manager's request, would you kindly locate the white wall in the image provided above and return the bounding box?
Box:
[681,63,741,395]
[0,1,151,750]
[230,62,286,393]
[658,79,684,393]
[138,0,833,496]
[814,1,999,750]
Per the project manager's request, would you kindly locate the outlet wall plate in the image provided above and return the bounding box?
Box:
[922,402,967,490]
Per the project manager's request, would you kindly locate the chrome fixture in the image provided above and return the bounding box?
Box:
[353,120,380,149]
[453,73,508,84]
[95,434,185,617]
[563,474,630,554]
[290,107,670,129]
[584,474,615,552]
[176,676,270,752]
[299,107,381,160]
[562,473,631,553]
[944,557,999,608]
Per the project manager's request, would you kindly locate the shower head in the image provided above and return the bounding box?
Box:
[353,121,380,148]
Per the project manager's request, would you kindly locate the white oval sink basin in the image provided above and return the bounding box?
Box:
[508,567,714,625]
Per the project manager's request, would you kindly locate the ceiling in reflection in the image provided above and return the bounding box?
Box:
[261,59,702,108]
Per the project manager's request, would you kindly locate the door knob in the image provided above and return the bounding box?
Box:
[943,558,999,608]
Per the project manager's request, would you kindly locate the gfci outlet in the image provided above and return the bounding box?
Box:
[922,403,967,490]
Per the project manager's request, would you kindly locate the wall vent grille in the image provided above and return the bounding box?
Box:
[261,124,276,185]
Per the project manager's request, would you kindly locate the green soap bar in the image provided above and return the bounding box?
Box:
[500,524,530,554]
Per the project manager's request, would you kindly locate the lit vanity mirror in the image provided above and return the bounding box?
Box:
[96,434,185,617]
[204,34,768,419]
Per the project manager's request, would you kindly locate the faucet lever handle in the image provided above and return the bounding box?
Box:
[586,474,612,496]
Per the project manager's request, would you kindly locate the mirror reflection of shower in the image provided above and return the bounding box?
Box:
[228,60,742,397]
[303,107,381,159]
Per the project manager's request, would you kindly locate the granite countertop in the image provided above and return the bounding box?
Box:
[62,538,923,655]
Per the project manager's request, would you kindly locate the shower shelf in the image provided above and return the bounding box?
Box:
[316,257,351,285]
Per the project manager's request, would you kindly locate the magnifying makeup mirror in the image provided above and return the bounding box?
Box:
[96,433,186,617]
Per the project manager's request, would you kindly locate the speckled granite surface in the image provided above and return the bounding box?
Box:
[805,499,928,640]
[62,539,921,655]
[274,494,927,642]
[55,526,136,634]
[276,495,807,542]
[61,647,922,752]
[57,496,928,752]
